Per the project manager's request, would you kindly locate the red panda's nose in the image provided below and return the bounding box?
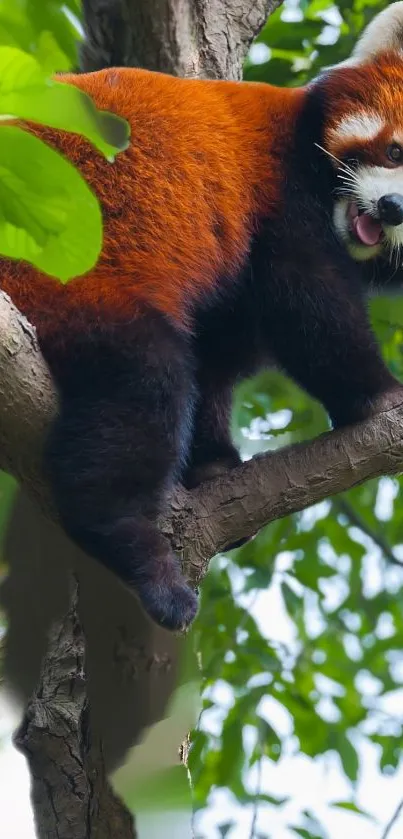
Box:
[377,194,403,226]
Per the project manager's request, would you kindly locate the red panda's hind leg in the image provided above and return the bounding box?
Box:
[183,376,251,553]
[183,383,241,489]
[43,309,198,631]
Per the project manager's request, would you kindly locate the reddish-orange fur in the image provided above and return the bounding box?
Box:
[0,68,304,343]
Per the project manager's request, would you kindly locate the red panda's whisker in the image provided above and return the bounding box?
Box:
[392,244,400,270]
[314,143,357,178]
[334,185,356,197]
[338,165,358,178]
[336,172,360,185]
[391,241,402,270]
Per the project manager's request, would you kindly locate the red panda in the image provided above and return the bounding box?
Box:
[3,4,403,630]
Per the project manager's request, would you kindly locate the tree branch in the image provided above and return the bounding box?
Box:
[2,289,403,585]
[381,797,403,839]
[333,497,403,567]
[161,401,403,582]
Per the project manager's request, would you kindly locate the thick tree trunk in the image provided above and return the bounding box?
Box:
[79,0,280,79]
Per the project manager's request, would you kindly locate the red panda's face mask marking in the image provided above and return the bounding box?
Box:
[331,143,403,265]
[316,1,403,265]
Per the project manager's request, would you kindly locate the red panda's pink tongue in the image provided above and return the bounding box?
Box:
[352,213,382,246]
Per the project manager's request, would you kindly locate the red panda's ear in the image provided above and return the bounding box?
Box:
[348,1,403,64]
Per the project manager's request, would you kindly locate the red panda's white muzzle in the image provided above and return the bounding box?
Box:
[334,166,403,263]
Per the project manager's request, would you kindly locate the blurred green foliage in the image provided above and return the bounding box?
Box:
[191,3,403,837]
[192,301,403,839]
[0,0,81,71]
[244,0,391,86]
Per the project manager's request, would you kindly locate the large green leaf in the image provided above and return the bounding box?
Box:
[0,125,102,280]
[0,47,130,159]
[0,0,82,70]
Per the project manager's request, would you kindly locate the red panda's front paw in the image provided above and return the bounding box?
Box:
[137,578,199,632]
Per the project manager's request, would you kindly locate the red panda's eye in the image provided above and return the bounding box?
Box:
[387,143,403,164]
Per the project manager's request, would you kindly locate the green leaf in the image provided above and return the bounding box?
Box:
[126,765,192,813]
[0,47,130,158]
[372,734,402,773]
[331,800,373,818]
[26,0,80,69]
[0,470,17,566]
[257,717,282,762]
[0,0,80,72]
[0,125,102,280]
[216,719,245,787]
[293,553,337,591]
[234,785,289,807]
[218,824,236,838]
[281,580,302,616]
[336,734,359,783]
[243,566,273,591]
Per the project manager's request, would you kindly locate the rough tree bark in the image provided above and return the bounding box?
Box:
[14,583,136,839]
[2,0,403,837]
[79,0,278,79]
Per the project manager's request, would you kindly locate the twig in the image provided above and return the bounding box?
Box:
[249,756,263,838]
[334,497,403,567]
[381,797,403,839]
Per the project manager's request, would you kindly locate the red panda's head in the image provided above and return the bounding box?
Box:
[316,2,403,265]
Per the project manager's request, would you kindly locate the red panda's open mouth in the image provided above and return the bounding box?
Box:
[347,201,383,247]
